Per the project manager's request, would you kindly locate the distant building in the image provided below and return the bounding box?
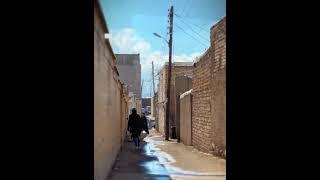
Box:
[142,98,151,108]
[157,62,194,137]
[115,54,142,99]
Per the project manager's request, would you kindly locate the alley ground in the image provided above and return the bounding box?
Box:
[108,127,226,180]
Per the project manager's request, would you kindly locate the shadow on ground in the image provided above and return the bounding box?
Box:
[108,129,226,180]
[108,133,172,180]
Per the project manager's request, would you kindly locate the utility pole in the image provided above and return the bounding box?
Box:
[152,61,155,96]
[165,6,173,140]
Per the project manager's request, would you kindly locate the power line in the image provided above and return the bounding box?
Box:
[175,23,208,48]
[175,16,210,43]
[174,13,210,33]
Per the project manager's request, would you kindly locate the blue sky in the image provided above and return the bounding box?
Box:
[100,0,225,97]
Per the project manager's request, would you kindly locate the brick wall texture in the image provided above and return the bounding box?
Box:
[192,17,226,158]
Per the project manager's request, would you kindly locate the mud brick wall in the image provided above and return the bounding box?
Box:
[192,17,226,158]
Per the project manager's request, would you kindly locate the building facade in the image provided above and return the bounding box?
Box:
[115,54,142,99]
[142,98,151,109]
[157,62,193,137]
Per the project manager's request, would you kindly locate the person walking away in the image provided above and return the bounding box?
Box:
[141,113,149,135]
[128,108,143,149]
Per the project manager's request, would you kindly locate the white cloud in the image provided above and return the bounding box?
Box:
[109,28,205,97]
[171,52,203,62]
[132,41,151,53]
[109,28,150,53]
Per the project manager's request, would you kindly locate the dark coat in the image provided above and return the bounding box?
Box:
[141,116,149,134]
[128,113,143,137]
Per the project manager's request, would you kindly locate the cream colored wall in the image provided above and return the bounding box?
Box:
[94,5,124,180]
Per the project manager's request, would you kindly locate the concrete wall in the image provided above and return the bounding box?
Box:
[180,91,193,145]
[157,65,167,135]
[120,86,129,145]
[174,76,192,141]
[94,1,129,179]
[128,93,136,113]
[192,17,226,158]
[136,99,142,115]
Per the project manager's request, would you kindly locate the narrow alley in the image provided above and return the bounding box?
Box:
[94,0,226,179]
[109,125,226,180]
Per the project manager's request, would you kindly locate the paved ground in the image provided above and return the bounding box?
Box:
[108,129,226,180]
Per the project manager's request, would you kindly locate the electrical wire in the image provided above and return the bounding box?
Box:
[175,16,210,43]
[175,23,208,48]
[174,13,210,33]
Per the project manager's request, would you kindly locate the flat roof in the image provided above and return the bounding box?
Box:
[159,61,194,73]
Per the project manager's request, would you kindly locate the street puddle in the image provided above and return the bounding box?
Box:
[143,135,226,178]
